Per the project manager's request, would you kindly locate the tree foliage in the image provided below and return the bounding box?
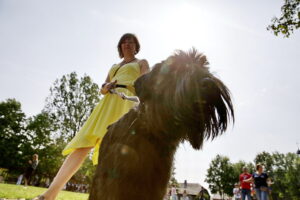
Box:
[254,151,300,200]
[26,112,65,178]
[0,99,64,178]
[26,112,56,150]
[0,99,27,171]
[44,72,100,141]
[254,151,274,175]
[205,155,236,198]
[267,0,300,37]
[284,155,300,199]
[1,72,101,186]
[169,164,179,187]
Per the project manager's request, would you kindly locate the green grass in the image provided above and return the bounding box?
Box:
[0,183,88,200]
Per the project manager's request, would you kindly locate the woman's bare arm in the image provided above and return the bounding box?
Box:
[138,59,150,75]
[243,177,253,183]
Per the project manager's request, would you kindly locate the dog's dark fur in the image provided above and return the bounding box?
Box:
[89,49,234,200]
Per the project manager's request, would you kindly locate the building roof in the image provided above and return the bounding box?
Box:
[169,183,206,196]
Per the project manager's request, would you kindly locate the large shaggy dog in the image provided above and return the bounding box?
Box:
[89,49,234,200]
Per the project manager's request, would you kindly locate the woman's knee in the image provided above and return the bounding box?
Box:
[75,147,93,154]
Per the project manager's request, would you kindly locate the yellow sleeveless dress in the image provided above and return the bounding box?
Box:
[62,62,140,164]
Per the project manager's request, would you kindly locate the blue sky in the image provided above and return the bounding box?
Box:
[0,0,299,189]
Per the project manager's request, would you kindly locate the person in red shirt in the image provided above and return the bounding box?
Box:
[239,167,252,200]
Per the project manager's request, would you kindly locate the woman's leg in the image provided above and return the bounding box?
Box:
[255,189,261,200]
[24,177,28,187]
[24,172,31,187]
[261,190,268,200]
[40,147,92,200]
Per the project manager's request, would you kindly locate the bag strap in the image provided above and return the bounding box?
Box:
[112,64,123,78]
[112,58,138,78]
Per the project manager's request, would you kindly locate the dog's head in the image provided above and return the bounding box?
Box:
[134,49,234,149]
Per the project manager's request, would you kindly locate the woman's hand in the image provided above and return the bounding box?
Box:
[100,80,117,94]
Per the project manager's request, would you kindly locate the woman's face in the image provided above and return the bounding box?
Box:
[258,166,263,173]
[121,37,136,56]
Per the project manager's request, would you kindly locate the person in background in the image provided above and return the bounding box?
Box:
[16,174,23,185]
[171,185,178,200]
[181,190,190,200]
[239,167,252,200]
[233,183,241,200]
[23,154,39,187]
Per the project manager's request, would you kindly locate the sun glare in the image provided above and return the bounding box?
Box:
[160,2,214,50]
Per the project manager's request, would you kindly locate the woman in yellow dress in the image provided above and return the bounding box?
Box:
[35,33,149,200]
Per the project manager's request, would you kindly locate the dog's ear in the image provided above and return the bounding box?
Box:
[185,76,234,149]
[201,77,234,135]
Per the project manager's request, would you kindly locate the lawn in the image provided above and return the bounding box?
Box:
[0,183,88,200]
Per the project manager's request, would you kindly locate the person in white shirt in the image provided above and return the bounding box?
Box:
[171,185,178,200]
[233,183,241,200]
[181,190,190,200]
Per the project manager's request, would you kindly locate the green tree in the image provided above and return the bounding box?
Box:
[0,99,28,171]
[0,73,101,184]
[26,112,56,150]
[284,154,300,199]
[44,72,100,141]
[254,151,274,175]
[205,155,236,199]
[271,152,290,199]
[169,164,179,187]
[267,0,300,37]
[0,99,65,181]
[26,112,65,178]
[270,152,300,200]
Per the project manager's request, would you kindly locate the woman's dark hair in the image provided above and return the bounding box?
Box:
[117,33,140,58]
[256,164,262,171]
